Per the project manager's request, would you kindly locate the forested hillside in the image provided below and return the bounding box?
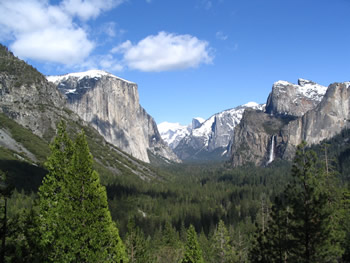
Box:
[2,123,350,261]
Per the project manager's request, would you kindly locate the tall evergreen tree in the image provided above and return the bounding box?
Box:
[211,220,237,263]
[125,219,150,263]
[38,121,73,256]
[0,170,13,262]
[249,142,344,263]
[182,224,204,263]
[287,143,343,262]
[38,123,128,262]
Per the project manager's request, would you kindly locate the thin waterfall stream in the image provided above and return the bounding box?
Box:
[267,135,275,164]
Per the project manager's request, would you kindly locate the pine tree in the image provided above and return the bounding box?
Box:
[38,121,73,255]
[249,197,290,263]
[249,142,345,262]
[0,170,13,262]
[287,143,344,262]
[211,220,237,263]
[125,219,150,263]
[182,224,204,263]
[38,123,128,262]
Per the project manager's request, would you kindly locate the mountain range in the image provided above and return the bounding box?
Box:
[1,43,349,169]
[159,102,264,162]
[0,44,166,184]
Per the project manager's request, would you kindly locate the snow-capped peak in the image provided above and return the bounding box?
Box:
[157,122,191,149]
[243,101,259,108]
[274,79,327,102]
[46,69,135,84]
[191,102,264,146]
[275,80,292,86]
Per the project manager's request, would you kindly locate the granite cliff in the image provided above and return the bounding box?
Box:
[47,70,179,163]
[231,79,350,166]
[0,44,168,181]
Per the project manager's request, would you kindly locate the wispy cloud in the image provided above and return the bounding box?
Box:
[197,0,212,10]
[60,0,125,21]
[0,0,125,65]
[216,31,228,41]
[111,31,214,72]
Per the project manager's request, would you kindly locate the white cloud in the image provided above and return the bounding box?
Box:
[0,0,123,66]
[11,28,94,64]
[216,31,228,41]
[112,31,213,72]
[60,0,125,21]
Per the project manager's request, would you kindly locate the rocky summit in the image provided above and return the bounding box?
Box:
[47,70,179,163]
[265,78,327,117]
[231,79,350,166]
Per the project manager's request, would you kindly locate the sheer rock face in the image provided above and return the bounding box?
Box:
[231,81,350,167]
[47,71,179,163]
[265,79,327,117]
[230,109,290,166]
[285,82,350,156]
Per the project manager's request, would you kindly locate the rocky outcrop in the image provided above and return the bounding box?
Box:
[284,82,350,158]
[230,109,292,166]
[47,70,179,163]
[0,45,68,140]
[231,80,350,167]
[174,102,264,161]
[265,79,327,117]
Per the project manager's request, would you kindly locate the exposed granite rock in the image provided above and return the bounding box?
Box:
[231,81,350,167]
[265,79,327,117]
[284,82,350,158]
[230,109,292,166]
[47,70,179,163]
[0,46,68,140]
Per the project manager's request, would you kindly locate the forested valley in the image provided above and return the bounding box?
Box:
[2,124,350,262]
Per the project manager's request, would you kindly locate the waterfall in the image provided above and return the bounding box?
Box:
[267,135,275,164]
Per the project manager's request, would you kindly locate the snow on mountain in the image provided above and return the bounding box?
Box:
[158,122,191,149]
[266,79,327,117]
[191,102,264,147]
[174,102,265,161]
[47,69,135,85]
[274,79,327,102]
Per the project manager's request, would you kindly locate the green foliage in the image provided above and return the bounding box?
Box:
[182,225,204,263]
[38,122,128,262]
[250,142,345,262]
[125,219,151,263]
[211,220,237,263]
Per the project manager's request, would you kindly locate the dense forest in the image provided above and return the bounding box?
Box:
[2,125,350,262]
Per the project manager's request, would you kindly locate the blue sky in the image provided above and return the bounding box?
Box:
[1,0,350,125]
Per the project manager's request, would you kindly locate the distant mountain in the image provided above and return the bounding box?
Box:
[157,117,205,150]
[231,79,350,166]
[0,44,159,184]
[157,122,191,149]
[173,102,265,162]
[47,70,179,164]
